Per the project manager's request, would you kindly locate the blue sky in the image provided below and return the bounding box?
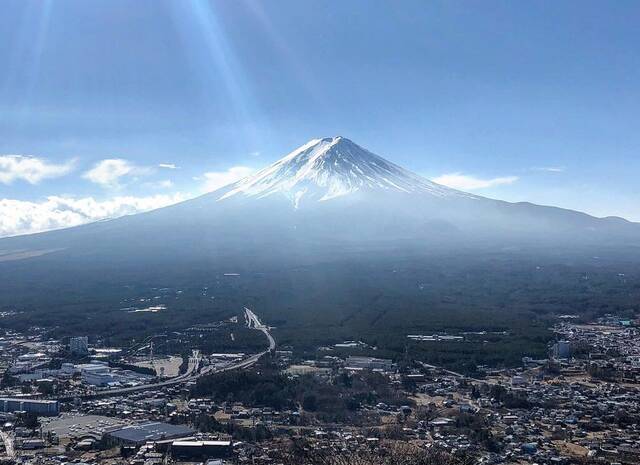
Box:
[1,0,639,236]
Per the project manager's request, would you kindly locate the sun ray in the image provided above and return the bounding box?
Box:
[242,0,324,107]
[1,0,54,128]
[168,1,264,148]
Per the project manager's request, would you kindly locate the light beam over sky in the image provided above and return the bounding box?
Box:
[0,0,639,237]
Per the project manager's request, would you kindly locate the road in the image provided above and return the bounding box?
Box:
[197,308,274,377]
[244,307,276,351]
[56,308,274,401]
[0,430,15,459]
[418,361,465,379]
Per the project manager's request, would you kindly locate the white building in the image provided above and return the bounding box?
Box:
[345,356,393,371]
[77,362,115,386]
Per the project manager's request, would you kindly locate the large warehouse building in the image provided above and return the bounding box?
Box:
[104,422,194,446]
[0,398,59,416]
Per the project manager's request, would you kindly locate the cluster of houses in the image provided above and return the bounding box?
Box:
[3,315,640,464]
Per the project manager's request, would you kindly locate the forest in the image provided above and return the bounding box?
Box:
[1,250,638,372]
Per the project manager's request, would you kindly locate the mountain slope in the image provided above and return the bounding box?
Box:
[218,136,472,206]
[0,137,638,364]
[0,136,638,266]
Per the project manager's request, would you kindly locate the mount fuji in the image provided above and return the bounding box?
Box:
[218,136,468,205]
[1,136,638,267]
[1,136,640,343]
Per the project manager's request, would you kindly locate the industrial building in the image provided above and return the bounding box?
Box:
[170,440,233,460]
[104,421,194,446]
[77,362,115,386]
[345,356,393,371]
[0,398,59,416]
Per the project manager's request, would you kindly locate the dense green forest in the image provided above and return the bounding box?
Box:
[1,250,639,371]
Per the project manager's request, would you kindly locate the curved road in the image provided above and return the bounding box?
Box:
[56,308,274,401]
[244,307,276,352]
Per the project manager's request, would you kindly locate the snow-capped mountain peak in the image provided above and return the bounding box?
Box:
[219,136,468,206]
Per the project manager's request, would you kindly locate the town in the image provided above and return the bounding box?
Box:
[0,309,637,465]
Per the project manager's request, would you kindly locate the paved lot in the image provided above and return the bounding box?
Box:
[41,414,128,439]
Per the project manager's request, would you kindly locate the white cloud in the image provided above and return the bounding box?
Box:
[198,166,254,192]
[143,179,174,189]
[0,194,187,238]
[0,160,257,236]
[156,180,174,189]
[433,173,519,191]
[0,155,75,184]
[83,159,151,188]
[158,163,178,169]
[532,166,565,173]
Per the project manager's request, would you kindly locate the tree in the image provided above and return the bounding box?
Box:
[0,372,17,388]
[19,412,39,429]
[38,381,54,396]
[194,414,221,433]
[302,393,318,412]
[279,441,474,465]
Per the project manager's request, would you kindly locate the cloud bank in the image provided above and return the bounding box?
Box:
[0,155,75,184]
[83,159,151,188]
[0,194,186,238]
[433,173,519,190]
[199,166,254,193]
[0,162,257,237]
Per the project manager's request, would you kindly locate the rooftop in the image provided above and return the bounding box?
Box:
[107,421,194,444]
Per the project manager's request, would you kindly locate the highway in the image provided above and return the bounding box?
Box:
[197,307,274,377]
[56,308,274,401]
[244,306,276,351]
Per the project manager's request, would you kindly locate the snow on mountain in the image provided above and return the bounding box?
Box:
[219,136,473,207]
[0,136,637,267]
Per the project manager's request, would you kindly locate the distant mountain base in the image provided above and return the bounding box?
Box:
[1,249,638,373]
[0,137,638,373]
